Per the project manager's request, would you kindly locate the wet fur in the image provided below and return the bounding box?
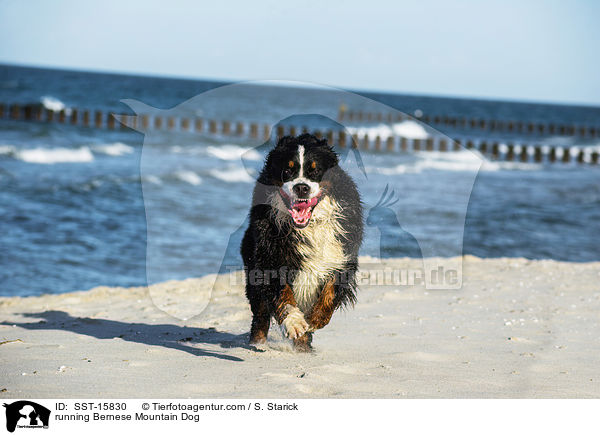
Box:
[241,134,363,351]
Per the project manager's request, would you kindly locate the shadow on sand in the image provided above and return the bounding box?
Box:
[1,311,261,362]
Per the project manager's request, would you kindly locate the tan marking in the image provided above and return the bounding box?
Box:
[293,332,313,352]
[249,327,268,344]
[250,300,270,344]
[275,284,296,324]
[307,276,336,331]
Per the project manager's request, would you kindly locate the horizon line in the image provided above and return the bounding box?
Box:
[2,60,600,110]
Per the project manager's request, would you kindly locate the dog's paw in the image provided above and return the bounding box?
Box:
[281,305,309,339]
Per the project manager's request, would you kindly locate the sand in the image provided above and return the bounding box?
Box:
[1,256,599,398]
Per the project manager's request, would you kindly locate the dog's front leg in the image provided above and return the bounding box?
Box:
[307,276,336,331]
[275,284,309,340]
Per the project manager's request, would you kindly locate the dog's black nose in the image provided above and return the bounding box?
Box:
[293,183,311,198]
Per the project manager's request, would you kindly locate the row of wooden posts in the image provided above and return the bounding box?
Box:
[338,107,600,139]
[1,102,598,165]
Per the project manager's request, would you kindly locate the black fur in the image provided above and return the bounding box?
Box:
[241,134,363,348]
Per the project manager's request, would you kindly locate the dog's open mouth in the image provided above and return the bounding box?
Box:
[280,190,322,228]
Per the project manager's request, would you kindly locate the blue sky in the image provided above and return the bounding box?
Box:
[1,0,598,105]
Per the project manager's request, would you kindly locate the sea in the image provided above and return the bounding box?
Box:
[1,64,599,296]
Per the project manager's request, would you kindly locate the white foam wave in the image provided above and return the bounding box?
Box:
[170,145,203,155]
[174,170,202,185]
[0,145,16,155]
[209,167,255,183]
[40,96,72,115]
[392,121,429,139]
[347,120,429,140]
[92,142,134,156]
[15,147,94,164]
[416,151,484,172]
[142,175,163,185]
[367,150,540,174]
[487,160,541,171]
[207,145,261,161]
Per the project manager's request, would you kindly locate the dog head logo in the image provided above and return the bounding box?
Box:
[3,401,50,432]
[367,184,423,260]
[120,80,481,319]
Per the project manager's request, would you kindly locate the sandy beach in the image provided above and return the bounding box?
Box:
[1,256,599,399]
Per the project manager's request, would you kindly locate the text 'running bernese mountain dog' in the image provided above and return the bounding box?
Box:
[241,134,363,352]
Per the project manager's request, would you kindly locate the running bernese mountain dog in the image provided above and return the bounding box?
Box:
[241,133,363,352]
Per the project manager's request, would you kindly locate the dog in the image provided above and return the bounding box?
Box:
[241,133,363,351]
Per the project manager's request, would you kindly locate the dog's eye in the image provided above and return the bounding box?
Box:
[282,168,292,178]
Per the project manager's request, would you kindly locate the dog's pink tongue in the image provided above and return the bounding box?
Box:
[289,197,319,226]
[295,196,319,209]
[290,204,311,226]
[294,201,311,210]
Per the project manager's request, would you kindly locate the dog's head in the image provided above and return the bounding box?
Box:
[260,134,339,229]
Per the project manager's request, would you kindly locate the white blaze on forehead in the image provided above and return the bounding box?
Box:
[298,145,305,177]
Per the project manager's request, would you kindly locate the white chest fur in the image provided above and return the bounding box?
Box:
[292,197,347,313]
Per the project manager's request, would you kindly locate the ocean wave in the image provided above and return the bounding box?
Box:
[92,142,134,156]
[0,142,133,164]
[141,175,163,185]
[40,96,72,115]
[174,170,202,185]
[347,120,429,140]
[170,145,204,155]
[13,147,95,164]
[0,145,16,155]
[206,144,261,161]
[367,150,540,174]
[209,167,255,183]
